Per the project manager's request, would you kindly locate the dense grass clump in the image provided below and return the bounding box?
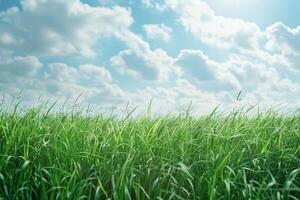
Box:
[0,104,300,199]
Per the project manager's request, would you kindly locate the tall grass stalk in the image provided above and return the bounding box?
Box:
[0,102,300,199]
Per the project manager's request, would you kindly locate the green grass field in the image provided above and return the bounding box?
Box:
[0,103,300,199]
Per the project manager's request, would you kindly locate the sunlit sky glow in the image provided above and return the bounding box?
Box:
[0,0,300,114]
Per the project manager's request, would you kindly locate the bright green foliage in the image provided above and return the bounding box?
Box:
[0,104,300,199]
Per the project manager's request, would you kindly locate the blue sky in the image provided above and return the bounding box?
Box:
[0,0,300,114]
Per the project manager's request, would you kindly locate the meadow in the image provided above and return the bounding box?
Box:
[0,102,300,199]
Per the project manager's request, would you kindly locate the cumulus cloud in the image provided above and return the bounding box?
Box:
[40,63,125,101]
[111,30,175,81]
[131,78,239,115]
[173,48,300,107]
[165,0,262,50]
[143,24,172,42]
[175,50,240,91]
[0,55,42,83]
[78,64,112,83]
[161,0,300,106]
[0,0,178,109]
[164,0,300,66]
[0,0,133,57]
[175,50,214,81]
[111,48,174,81]
[0,55,43,100]
[265,22,300,55]
[0,58,129,107]
[227,54,298,93]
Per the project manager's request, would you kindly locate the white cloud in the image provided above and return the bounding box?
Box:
[265,22,300,55]
[111,30,175,81]
[130,78,240,115]
[0,58,130,108]
[175,50,240,91]
[78,64,112,82]
[224,53,300,108]
[143,24,172,42]
[0,0,133,57]
[0,55,42,82]
[175,50,214,80]
[227,55,297,91]
[111,48,174,81]
[0,55,42,100]
[172,48,300,108]
[166,0,262,50]
[0,0,177,95]
[162,0,300,108]
[40,63,124,100]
